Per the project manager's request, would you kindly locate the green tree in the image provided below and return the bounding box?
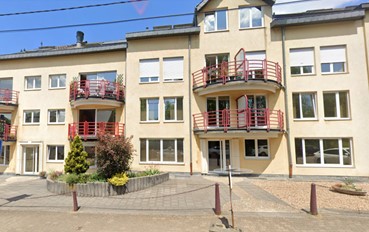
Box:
[64,135,89,174]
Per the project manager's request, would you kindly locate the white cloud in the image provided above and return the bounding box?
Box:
[274,0,359,14]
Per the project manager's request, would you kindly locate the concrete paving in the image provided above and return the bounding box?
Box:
[0,174,368,231]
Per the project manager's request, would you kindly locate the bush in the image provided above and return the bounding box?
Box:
[64,135,90,175]
[48,170,63,181]
[143,167,160,176]
[65,173,80,186]
[108,173,129,186]
[96,134,134,179]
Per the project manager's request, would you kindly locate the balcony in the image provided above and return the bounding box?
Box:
[0,124,17,141]
[0,89,19,111]
[68,122,125,141]
[193,109,284,138]
[69,80,125,108]
[192,59,282,96]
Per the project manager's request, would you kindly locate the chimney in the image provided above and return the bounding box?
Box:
[76,31,84,47]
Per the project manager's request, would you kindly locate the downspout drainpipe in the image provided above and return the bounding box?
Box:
[282,27,293,178]
[124,46,128,137]
[188,35,193,175]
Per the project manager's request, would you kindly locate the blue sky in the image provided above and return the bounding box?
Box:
[0,0,367,55]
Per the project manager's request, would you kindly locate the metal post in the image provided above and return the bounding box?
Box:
[228,165,235,228]
[310,183,318,215]
[215,183,221,215]
[72,190,79,212]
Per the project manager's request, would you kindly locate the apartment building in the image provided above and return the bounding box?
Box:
[0,0,368,177]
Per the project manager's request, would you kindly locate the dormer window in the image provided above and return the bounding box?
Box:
[239,7,263,29]
[204,10,228,32]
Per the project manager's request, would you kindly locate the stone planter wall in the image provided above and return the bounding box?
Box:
[47,172,169,197]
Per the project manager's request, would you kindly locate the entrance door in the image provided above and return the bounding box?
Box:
[208,140,230,172]
[79,110,96,135]
[23,146,39,174]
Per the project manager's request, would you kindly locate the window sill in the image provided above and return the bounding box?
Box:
[23,123,40,126]
[46,160,64,163]
[324,118,351,121]
[139,82,160,85]
[293,118,319,122]
[204,29,229,34]
[163,80,184,83]
[321,72,348,75]
[49,87,66,90]
[25,89,41,91]
[239,26,265,31]
[296,164,354,168]
[140,121,160,124]
[164,120,184,123]
[48,123,66,125]
[244,157,270,160]
[290,73,316,77]
[139,162,185,166]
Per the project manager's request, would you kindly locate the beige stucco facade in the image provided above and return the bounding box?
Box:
[0,0,369,177]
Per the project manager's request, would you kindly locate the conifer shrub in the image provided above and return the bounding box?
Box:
[96,134,134,179]
[64,135,90,175]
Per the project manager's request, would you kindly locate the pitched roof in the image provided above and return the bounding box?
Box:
[195,0,275,12]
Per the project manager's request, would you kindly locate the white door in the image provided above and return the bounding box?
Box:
[23,146,39,174]
[208,140,230,172]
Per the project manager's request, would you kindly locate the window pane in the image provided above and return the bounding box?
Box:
[59,75,66,87]
[205,13,215,32]
[177,139,184,163]
[57,146,64,160]
[148,140,160,161]
[35,77,41,88]
[33,111,40,123]
[140,77,149,83]
[25,112,32,123]
[301,93,315,118]
[217,10,227,30]
[323,139,339,164]
[245,140,255,157]
[148,99,159,121]
[240,8,250,28]
[321,63,330,73]
[324,93,337,117]
[177,98,183,120]
[339,92,349,118]
[140,139,146,162]
[305,139,320,164]
[302,66,313,74]
[26,78,33,89]
[292,93,301,118]
[58,110,65,123]
[251,7,262,27]
[342,138,351,165]
[295,138,303,164]
[49,111,57,123]
[258,140,268,157]
[163,140,175,162]
[48,146,56,160]
[290,67,301,75]
[164,98,175,120]
[140,99,147,121]
[51,76,58,88]
[333,62,345,72]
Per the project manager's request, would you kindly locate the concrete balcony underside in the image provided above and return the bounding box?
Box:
[70,97,123,109]
[194,128,283,139]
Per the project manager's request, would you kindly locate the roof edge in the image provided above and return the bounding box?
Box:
[126,27,200,40]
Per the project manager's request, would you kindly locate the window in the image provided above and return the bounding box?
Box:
[24,110,40,124]
[246,51,266,79]
[49,74,66,89]
[0,145,10,165]
[320,46,346,73]
[84,146,96,167]
[47,145,64,162]
[245,139,269,158]
[48,109,65,124]
[140,139,184,163]
[140,98,159,121]
[164,97,183,121]
[292,93,317,119]
[239,7,263,29]
[139,59,159,83]
[204,10,228,32]
[295,138,352,166]
[163,57,184,81]
[289,48,314,75]
[323,91,349,119]
[25,76,41,90]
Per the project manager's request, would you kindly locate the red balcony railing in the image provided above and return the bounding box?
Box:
[68,122,125,140]
[193,108,284,133]
[69,80,125,102]
[192,59,282,89]
[0,89,19,105]
[0,124,17,141]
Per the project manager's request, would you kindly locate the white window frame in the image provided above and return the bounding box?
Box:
[295,138,353,167]
[141,98,160,122]
[23,110,40,124]
[289,48,315,76]
[204,10,228,32]
[47,145,65,162]
[164,97,183,122]
[320,46,347,74]
[292,92,317,120]
[0,145,10,166]
[323,91,350,120]
[140,138,184,164]
[25,76,41,90]
[49,74,66,89]
[163,57,184,82]
[48,109,66,124]
[139,59,160,83]
[239,6,263,29]
[244,139,270,159]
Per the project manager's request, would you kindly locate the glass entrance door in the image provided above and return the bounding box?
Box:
[23,146,39,174]
[208,140,230,172]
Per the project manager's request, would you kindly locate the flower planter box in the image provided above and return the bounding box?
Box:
[330,184,367,196]
[47,172,169,197]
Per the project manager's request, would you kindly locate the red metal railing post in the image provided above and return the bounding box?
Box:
[266,108,270,132]
[244,59,248,82]
[263,59,268,82]
[246,108,251,131]
[83,121,88,140]
[4,124,9,141]
[202,68,207,88]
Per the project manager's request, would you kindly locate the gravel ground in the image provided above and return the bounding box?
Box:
[250,179,369,213]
